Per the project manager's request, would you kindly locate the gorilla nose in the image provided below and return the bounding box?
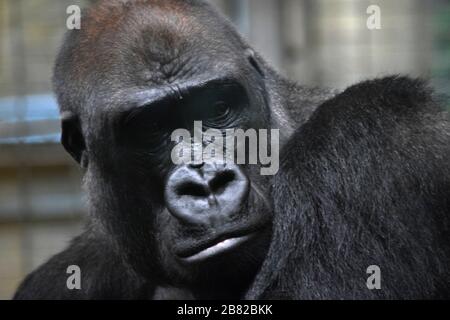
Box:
[165,162,249,226]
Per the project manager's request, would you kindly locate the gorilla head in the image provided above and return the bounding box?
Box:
[55,0,283,298]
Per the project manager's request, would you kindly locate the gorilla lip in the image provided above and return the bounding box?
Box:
[175,220,271,263]
[178,233,256,263]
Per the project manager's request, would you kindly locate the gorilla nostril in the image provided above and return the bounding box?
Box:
[209,170,236,194]
[177,181,210,198]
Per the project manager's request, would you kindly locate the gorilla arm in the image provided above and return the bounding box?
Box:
[249,76,450,299]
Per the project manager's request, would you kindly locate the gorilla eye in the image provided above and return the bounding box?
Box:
[119,101,174,150]
[211,101,231,120]
[123,109,164,136]
[202,101,234,128]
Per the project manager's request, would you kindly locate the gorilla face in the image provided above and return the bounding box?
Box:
[57,2,273,296]
[132,67,273,290]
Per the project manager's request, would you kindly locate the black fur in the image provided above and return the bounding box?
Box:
[249,76,450,299]
[14,0,450,300]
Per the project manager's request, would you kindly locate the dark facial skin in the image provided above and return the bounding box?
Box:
[58,1,273,298]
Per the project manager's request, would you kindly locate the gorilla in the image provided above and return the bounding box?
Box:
[14,0,450,299]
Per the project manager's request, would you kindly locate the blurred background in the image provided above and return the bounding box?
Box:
[0,0,449,299]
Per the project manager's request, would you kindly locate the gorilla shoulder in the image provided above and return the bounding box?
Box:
[337,76,440,114]
[251,75,450,299]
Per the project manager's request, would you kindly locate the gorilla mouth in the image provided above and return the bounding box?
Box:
[179,234,255,263]
[175,226,264,264]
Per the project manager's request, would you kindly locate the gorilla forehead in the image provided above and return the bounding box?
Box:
[55,0,249,114]
[79,1,243,75]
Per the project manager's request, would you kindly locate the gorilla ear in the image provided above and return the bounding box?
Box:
[61,112,88,168]
[245,49,265,78]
